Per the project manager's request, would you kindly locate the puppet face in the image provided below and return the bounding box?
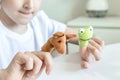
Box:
[41,32,76,54]
[78,26,93,41]
[78,26,93,46]
[51,32,66,54]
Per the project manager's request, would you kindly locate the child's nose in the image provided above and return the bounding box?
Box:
[24,0,34,10]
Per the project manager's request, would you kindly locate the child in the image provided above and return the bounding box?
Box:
[0,0,104,79]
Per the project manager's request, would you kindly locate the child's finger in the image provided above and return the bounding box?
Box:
[88,44,101,61]
[24,52,43,76]
[6,52,34,80]
[42,53,53,75]
[92,35,104,47]
[14,52,34,70]
[81,59,89,68]
[34,52,53,75]
[80,46,88,61]
[89,40,102,51]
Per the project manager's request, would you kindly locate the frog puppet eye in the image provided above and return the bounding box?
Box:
[89,26,93,32]
[79,28,85,34]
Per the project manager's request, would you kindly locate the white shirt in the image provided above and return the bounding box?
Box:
[0,10,66,68]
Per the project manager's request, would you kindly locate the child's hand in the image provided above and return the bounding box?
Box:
[2,51,53,80]
[80,35,104,68]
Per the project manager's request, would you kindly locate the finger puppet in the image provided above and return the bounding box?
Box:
[41,32,76,54]
[78,26,93,68]
[78,26,93,46]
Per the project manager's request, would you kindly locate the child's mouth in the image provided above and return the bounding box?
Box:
[19,11,33,16]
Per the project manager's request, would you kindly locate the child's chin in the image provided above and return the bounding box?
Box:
[18,18,32,25]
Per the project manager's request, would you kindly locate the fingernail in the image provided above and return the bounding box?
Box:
[46,71,50,75]
[27,74,30,77]
[27,73,31,77]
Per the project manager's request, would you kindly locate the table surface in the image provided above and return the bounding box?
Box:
[38,43,120,80]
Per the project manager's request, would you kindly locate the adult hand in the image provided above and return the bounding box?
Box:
[1,51,53,80]
[80,35,104,68]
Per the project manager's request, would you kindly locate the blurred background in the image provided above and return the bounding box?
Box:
[41,0,120,53]
[42,0,120,23]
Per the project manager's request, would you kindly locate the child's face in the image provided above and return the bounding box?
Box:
[1,0,42,25]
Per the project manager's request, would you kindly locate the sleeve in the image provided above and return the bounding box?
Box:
[48,18,67,37]
[31,10,67,40]
[35,10,67,37]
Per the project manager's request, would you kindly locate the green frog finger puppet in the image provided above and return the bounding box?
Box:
[78,26,93,46]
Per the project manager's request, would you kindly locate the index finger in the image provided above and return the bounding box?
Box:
[34,52,53,75]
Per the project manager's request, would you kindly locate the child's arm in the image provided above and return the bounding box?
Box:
[0,69,6,80]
